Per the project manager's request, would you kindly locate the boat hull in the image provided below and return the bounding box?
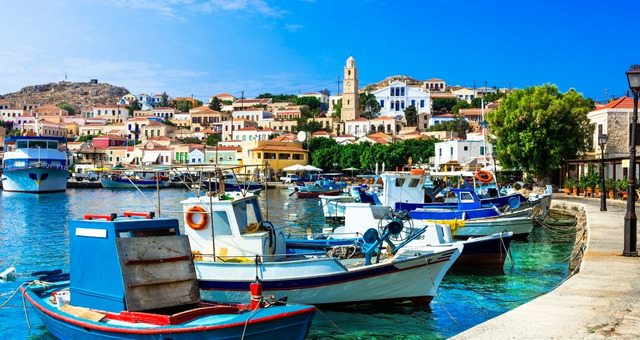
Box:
[296,189,342,199]
[453,216,534,240]
[1,167,67,193]
[23,283,315,340]
[197,247,460,306]
[100,178,169,188]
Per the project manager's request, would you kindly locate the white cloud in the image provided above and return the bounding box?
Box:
[284,24,304,33]
[102,0,284,19]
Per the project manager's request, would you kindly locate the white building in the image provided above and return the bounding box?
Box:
[232,109,272,122]
[371,80,431,120]
[91,105,129,123]
[433,139,493,169]
[452,88,476,103]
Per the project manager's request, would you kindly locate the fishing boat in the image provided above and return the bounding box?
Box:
[181,192,462,307]
[1,135,69,193]
[288,202,514,271]
[21,212,315,339]
[100,173,170,188]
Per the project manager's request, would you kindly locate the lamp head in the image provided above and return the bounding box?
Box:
[626,65,640,92]
[598,133,608,147]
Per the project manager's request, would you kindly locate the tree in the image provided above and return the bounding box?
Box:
[209,97,222,111]
[179,137,202,144]
[126,99,141,116]
[432,98,457,113]
[77,134,99,142]
[451,100,471,114]
[159,92,169,107]
[487,84,594,181]
[332,98,342,119]
[359,93,380,119]
[428,114,470,139]
[404,106,418,126]
[205,133,221,146]
[57,102,76,115]
[295,96,322,112]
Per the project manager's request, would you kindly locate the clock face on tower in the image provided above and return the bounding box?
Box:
[346,81,351,87]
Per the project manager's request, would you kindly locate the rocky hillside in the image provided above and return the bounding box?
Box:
[1,81,130,111]
[364,75,423,91]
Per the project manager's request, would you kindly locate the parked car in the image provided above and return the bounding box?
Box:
[73,171,99,182]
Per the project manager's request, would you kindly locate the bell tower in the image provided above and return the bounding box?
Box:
[342,56,359,121]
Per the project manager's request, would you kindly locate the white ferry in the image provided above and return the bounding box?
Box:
[1,136,69,193]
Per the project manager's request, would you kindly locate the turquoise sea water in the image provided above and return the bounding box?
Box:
[0,188,576,339]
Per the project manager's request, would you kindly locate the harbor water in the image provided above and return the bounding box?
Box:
[0,188,576,339]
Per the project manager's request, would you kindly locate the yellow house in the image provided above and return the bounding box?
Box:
[64,121,79,138]
[247,141,308,180]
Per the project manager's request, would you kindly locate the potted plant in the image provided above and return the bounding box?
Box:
[563,178,572,194]
[570,177,580,196]
[586,171,600,197]
[605,179,616,199]
[578,176,590,196]
[617,178,629,199]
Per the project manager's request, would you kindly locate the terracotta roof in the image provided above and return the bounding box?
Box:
[153,107,175,110]
[335,134,355,138]
[251,144,307,152]
[433,113,455,118]
[93,105,123,109]
[312,131,330,136]
[425,78,444,82]
[270,134,297,142]
[207,145,241,151]
[372,116,396,121]
[149,136,170,141]
[597,96,635,110]
[214,93,235,98]
[94,134,125,140]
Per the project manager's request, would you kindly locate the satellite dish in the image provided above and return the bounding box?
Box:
[296,131,307,142]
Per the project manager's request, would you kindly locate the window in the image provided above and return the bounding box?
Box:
[380,100,385,108]
[439,148,442,156]
[411,100,415,107]
[400,87,405,96]
[390,87,394,96]
[420,100,425,108]
[459,192,474,203]
[390,101,394,109]
[450,147,453,155]
[464,146,468,151]
[408,178,420,187]
[394,178,406,187]
[401,101,405,109]
[480,146,485,155]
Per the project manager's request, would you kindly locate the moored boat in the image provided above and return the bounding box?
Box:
[21,212,315,339]
[1,136,69,193]
[100,174,170,188]
[181,192,462,306]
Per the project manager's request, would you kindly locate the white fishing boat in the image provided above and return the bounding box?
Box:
[1,136,69,193]
[181,191,462,307]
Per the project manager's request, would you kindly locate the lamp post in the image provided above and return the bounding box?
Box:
[598,133,608,211]
[624,65,640,256]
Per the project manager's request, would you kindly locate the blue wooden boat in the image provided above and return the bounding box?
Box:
[398,187,503,220]
[20,212,315,339]
[100,175,169,188]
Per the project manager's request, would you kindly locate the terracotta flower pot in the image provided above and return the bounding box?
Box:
[564,187,571,194]
[608,189,615,199]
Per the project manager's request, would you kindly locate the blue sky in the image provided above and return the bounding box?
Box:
[0,0,637,103]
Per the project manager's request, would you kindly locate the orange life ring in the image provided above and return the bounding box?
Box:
[475,170,493,183]
[186,206,208,230]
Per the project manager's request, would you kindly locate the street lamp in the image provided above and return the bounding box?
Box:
[624,65,640,256]
[598,133,608,211]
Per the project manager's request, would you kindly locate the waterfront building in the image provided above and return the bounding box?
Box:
[91,105,129,123]
[341,56,359,122]
[452,88,476,103]
[583,96,638,181]
[205,145,241,165]
[370,80,431,120]
[232,98,272,110]
[344,116,402,138]
[209,93,237,103]
[423,78,447,92]
[0,99,9,110]
[105,146,133,166]
[274,108,301,120]
[232,108,273,122]
[92,134,127,149]
[432,137,493,171]
[247,141,308,180]
[233,127,276,142]
[21,120,67,138]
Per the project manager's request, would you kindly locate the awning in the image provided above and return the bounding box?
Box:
[142,153,159,163]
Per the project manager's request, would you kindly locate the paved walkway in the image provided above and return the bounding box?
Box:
[451,195,640,340]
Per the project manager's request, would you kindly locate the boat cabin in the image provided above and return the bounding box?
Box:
[181,192,286,262]
[69,213,200,313]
